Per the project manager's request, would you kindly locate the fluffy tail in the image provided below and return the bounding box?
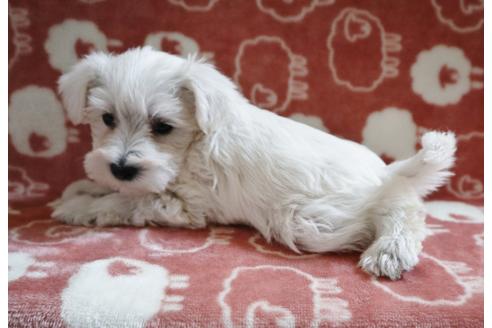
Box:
[386,131,457,198]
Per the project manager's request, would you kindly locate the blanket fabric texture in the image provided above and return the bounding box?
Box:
[8,0,483,327]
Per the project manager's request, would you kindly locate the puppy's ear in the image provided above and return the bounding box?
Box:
[57,52,109,125]
[179,57,243,134]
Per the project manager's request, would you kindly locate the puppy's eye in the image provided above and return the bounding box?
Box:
[102,113,115,128]
[152,120,174,135]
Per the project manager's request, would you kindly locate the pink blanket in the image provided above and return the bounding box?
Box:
[9,0,483,326]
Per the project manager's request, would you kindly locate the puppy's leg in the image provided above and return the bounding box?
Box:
[360,132,455,279]
[49,179,113,207]
[359,176,426,280]
[51,191,130,226]
[51,183,206,228]
[292,212,373,254]
[132,192,207,229]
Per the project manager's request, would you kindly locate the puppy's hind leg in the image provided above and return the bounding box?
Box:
[359,177,427,280]
[359,131,456,279]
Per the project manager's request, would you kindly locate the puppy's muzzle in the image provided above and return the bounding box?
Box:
[110,161,140,181]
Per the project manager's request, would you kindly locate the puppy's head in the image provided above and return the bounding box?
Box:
[58,47,242,194]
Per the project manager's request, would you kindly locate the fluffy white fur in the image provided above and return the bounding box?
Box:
[52,47,456,279]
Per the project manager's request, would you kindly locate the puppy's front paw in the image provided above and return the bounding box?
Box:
[359,236,420,280]
[51,194,98,226]
[49,179,113,208]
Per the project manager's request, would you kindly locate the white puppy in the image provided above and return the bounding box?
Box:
[52,47,456,279]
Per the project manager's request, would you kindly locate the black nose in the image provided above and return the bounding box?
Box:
[110,162,140,181]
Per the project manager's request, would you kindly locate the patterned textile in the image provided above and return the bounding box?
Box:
[8,0,483,327]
